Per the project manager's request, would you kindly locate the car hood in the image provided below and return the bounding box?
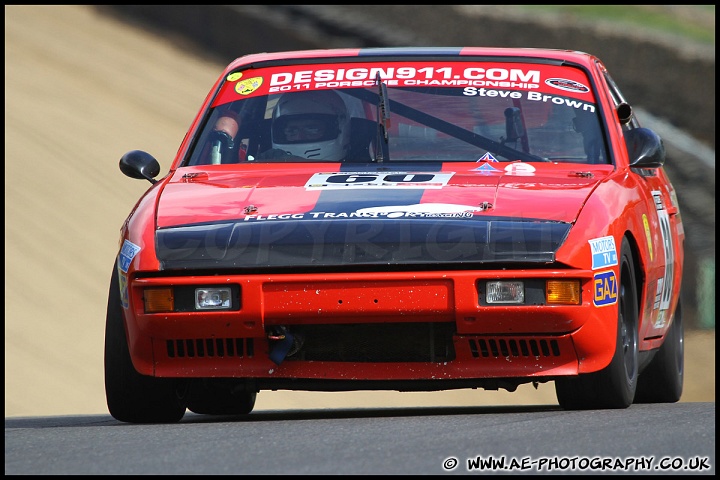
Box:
[154,163,613,270]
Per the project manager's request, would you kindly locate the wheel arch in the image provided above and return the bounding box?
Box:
[622,230,645,335]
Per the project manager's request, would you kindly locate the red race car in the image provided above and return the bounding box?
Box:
[106,47,685,423]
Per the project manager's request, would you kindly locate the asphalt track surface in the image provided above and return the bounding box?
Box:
[5,403,716,475]
[4,5,715,420]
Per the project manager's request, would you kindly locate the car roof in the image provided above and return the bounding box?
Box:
[226,47,600,71]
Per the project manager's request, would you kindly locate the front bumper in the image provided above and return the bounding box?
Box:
[122,269,616,382]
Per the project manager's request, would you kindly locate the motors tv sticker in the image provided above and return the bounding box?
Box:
[119,239,141,273]
[593,270,618,307]
[589,236,617,270]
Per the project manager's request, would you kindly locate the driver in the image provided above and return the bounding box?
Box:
[263,90,351,161]
[199,111,247,164]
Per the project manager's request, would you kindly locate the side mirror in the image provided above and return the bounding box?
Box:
[624,128,665,169]
[119,150,161,184]
[616,102,633,125]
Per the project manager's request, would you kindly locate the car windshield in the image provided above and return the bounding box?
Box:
[185,60,610,165]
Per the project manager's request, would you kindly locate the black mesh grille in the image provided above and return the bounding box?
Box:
[468,337,561,358]
[166,338,254,358]
[284,322,456,363]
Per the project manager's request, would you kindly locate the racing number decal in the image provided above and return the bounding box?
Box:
[327,173,436,184]
[305,172,454,190]
[654,191,675,312]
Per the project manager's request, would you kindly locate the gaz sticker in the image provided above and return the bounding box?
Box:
[593,270,618,307]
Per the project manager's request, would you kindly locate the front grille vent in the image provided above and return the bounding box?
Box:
[468,337,561,359]
[166,338,254,358]
[286,322,456,363]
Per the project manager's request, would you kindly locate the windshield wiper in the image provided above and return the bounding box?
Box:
[375,73,390,162]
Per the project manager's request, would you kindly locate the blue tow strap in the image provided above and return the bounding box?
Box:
[269,332,295,365]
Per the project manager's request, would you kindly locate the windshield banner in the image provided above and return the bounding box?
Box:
[213,62,596,106]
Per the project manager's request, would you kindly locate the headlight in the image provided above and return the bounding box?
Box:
[195,287,232,310]
[486,281,525,304]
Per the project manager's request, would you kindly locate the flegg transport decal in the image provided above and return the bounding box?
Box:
[242,204,488,222]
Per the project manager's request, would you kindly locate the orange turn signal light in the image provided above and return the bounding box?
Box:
[144,288,175,313]
[546,280,581,305]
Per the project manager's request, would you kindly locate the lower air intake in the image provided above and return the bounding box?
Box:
[468,337,561,358]
[166,338,254,358]
[285,322,456,363]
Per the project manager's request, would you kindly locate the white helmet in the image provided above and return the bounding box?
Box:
[271,90,350,161]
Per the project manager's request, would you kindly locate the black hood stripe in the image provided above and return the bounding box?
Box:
[156,215,570,270]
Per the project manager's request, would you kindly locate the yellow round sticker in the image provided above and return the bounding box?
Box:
[235,77,263,96]
[642,214,653,261]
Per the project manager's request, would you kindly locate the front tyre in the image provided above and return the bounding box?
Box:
[104,262,187,423]
[186,379,257,415]
[555,237,639,409]
[634,300,684,403]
